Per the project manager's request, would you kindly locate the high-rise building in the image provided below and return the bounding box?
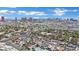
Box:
[0,16,5,22]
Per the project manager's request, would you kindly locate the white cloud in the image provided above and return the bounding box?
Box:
[53,8,78,16]
[28,11,46,15]
[8,11,16,14]
[0,10,46,15]
[53,8,68,16]
[68,9,78,12]
[72,9,78,12]
[18,11,26,14]
[0,10,16,14]
[18,11,46,15]
[0,10,8,14]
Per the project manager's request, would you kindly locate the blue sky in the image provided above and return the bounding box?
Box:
[0,7,79,19]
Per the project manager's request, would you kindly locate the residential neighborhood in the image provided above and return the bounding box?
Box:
[0,7,79,51]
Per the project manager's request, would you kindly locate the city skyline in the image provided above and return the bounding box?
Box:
[0,7,79,19]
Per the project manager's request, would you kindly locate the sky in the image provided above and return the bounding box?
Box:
[0,7,79,19]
